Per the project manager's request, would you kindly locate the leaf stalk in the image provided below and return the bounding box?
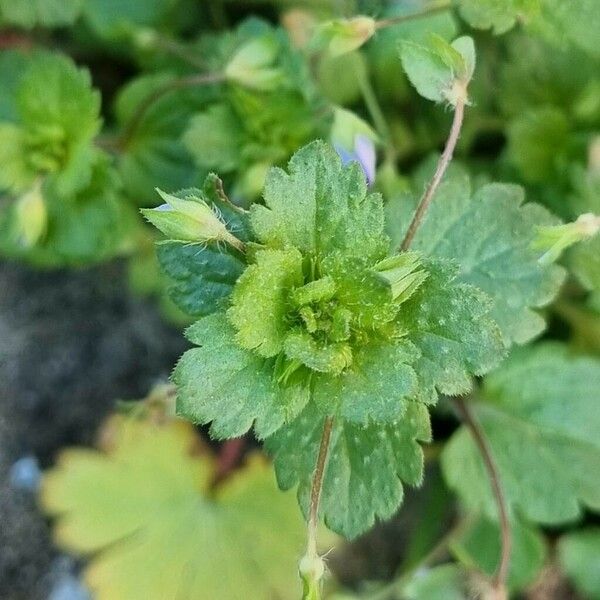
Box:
[453,396,511,599]
[400,97,465,251]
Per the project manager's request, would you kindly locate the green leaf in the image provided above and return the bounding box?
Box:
[571,234,600,297]
[265,401,431,538]
[451,516,547,590]
[251,140,388,267]
[0,151,135,267]
[387,165,565,345]
[442,343,600,525]
[156,242,245,317]
[229,247,304,357]
[396,259,505,403]
[399,35,475,105]
[0,0,82,28]
[506,107,570,183]
[183,104,243,172]
[539,0,600,58]
[457,0,540,34]
[41,413,325,600]
[116,72,214,204]
[174,313,310,439]
[558,528,600,599]
[0,52,101,196]
[401,565,468,600]
[82,0,175,39]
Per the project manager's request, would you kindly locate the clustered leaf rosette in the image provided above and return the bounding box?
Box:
[145,140,525,538]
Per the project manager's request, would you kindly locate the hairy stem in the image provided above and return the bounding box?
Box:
[120,72,224,148]
[307,416,334,558]
[453,397,511,597]
[375,0,452,30]
[300,416,334,600]
[400,97,465,250]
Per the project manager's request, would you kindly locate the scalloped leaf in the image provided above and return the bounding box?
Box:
[41,413,324,600]
[265,402,431,538]
[174,313,309,439]
[442,343,600,525]
[386,164,565,346]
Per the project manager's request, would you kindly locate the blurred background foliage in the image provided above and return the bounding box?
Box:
[0,1,599,599]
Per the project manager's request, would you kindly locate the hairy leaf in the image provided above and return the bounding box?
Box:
[251,140,388,267]
[396,259,505,403]
[174,313,309,439]
[442,343,600,524]
[266,402,431,538]
[387,165,565,345]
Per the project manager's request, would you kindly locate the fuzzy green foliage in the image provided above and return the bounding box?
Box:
[443,343,600,524]
[152,140,561,537]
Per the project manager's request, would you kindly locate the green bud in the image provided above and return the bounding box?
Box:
[225,35,284,91]
[533,213,600,265]
[299,553,325,600]
[14,179,47,247]
[375,253,428,303]
[142,189,244,251]
[314,16,376,58]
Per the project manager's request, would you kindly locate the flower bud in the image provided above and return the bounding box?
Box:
[331,108,378,185]
[224,34,284,91]
[375,253,428,303]
[14,179,47,247]
[142,189,244,251]
[314,16,376,58]
[533,213,600,265]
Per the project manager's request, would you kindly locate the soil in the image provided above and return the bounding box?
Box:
[0,260,186,600]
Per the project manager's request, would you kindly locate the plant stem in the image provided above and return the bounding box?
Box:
[120,72,224,148]
[213,437,246,485]
[453,397,511,598]
[356,68,396,164]
[375,0,452,30]
[307,416,334,559]
[400,97,465,251]
[300,416,334,600]
[151,35,208,70]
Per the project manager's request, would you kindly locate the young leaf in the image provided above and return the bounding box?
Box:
[265,402,431,538]
[401,565,468,600]
[251,140,388,266]
[0,52,101,196]
[41,413,326,600]
[399,35,475,105]
[442,343,600,524]
[558,528,600,599]
[0,151,135,267]
[386,164,565,345]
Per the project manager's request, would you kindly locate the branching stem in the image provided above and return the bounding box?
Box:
[453,397,511,597]
[375,0,452,30]
[400,97,465,250]
[120,72,224,148]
